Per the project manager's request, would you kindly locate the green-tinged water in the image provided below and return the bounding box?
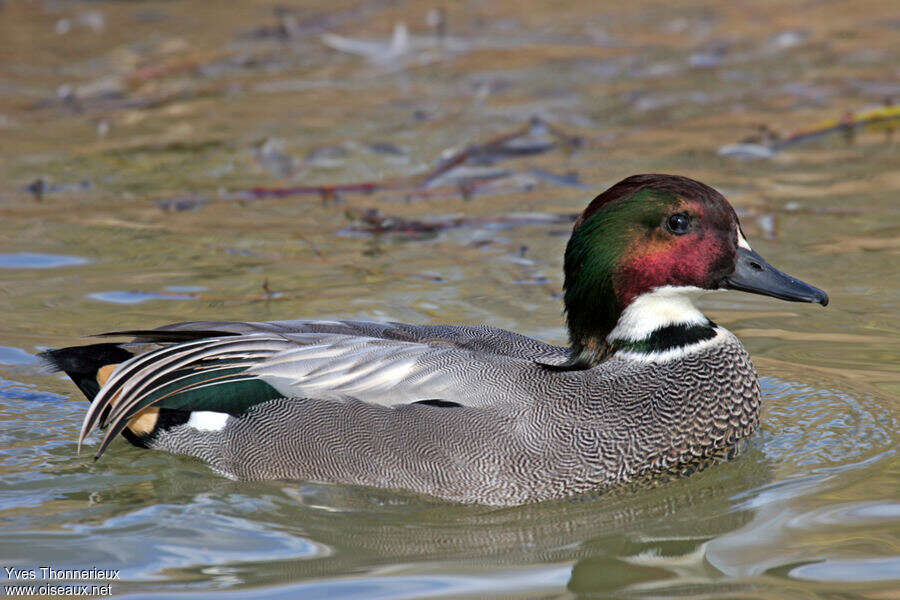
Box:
[1,1,897,598]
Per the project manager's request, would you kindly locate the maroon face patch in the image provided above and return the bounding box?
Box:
[613,198,738,307]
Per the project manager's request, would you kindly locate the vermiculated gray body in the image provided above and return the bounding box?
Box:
[148,320,759,506]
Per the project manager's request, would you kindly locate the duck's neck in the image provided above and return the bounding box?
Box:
[567,286,718,367]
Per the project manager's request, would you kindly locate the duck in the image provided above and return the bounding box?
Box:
[42,174,828,506]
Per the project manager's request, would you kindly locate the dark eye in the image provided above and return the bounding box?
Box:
[665,213,691,235]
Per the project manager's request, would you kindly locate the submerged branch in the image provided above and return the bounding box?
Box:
[222,116,583,204]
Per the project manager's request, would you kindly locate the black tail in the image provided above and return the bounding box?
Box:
[39,343,136,401]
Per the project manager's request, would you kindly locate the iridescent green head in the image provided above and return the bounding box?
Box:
[562,174,827,366]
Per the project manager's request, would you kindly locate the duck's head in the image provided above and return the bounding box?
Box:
[563,174,827,366]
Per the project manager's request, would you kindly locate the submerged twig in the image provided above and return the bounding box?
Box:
[222,116,583,205]
[339,208,577,237]
[419,116,582,188]
[774,104,900,150]
[723,105,900,157]
[126,51,232,84]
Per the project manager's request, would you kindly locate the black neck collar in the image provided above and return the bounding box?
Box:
[540,320,718,372]
[610,320,718,355]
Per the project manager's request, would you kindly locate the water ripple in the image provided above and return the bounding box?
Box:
[0,252,88,269]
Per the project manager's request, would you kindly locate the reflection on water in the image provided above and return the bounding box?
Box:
[0,347,38,367]
[0,253,89,269]
[0,0,897,597]
[87,290,197,304]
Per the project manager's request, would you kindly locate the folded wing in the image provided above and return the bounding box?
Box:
[82,320,564,458]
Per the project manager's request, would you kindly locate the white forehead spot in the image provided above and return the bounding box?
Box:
[737,229,753,250]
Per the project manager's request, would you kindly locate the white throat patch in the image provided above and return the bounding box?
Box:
[607,285,709,343]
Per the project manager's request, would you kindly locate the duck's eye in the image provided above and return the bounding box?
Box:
[665,213,692,235]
